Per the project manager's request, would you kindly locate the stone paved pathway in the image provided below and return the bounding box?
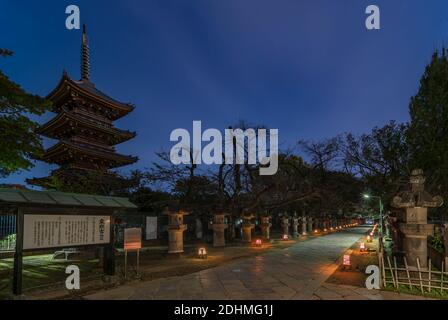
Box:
[84,227,431,300]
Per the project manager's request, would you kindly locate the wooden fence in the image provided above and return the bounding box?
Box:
[380,254,448,294]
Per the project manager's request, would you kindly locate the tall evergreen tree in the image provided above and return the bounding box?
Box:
[407,50,448,198]
[0,49,51,177]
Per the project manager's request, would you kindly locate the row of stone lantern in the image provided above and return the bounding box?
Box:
[164,209,358,254]
[280,214,356,237]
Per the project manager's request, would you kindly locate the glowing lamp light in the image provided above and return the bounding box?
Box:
[255,239,262,247]
[343,254,351,266]
[198,247,207,259]
[314,229,318,233]
[330,227,334,231]
[324,228,327,232]
[282,234,289,240]
[360,242,366,252]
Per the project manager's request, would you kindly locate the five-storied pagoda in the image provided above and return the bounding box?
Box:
[28,26,137,190]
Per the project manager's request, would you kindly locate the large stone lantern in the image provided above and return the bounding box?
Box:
[241,214,255,243]
[260,215,272,240]
[307,216,313,233]
[281,214,290,237]
[301,214,307,235]
[210,213,228,247]
[292,213,299,238]
[165,210,189,254]
[392,169,443,268]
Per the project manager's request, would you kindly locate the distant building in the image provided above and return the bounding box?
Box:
[28,26,138,193]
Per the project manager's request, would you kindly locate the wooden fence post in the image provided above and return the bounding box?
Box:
[441,261,444,294]
[404,257,412,290]
[416,258,424,294]
[393,256,399,291]
[428,259,432,293]
[380,253,387,288]
[387,256,397,288]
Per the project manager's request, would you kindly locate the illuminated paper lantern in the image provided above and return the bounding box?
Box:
[198,247,207,259]
[343,254,350,266]
[360,242,366,252]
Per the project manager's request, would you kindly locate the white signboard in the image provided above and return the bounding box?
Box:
[124,228,142,250]
[23,214,110,250]
[145,216,157,240]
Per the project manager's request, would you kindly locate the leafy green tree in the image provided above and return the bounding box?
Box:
[342,121,410,204]
[0,49,50,177]
[407,50,448,199]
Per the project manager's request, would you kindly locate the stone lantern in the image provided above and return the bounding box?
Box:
[322,215,328,230]
[281,214,290,237]
[260,215,272,240]
[313,217,319,231]
[301,214,307,235]
[392,169,443,269]
[241,214,255,243]
[210,213,228,247]
[307,216,313,233]
[165,210,189,254]
[292,213,299,238]
[330,216,336,229]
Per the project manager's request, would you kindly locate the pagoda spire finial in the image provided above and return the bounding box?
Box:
[81,24,90,81]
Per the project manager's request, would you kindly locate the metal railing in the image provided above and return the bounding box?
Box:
[0,214,16,251]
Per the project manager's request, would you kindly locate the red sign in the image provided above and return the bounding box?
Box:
[124,228,142,251]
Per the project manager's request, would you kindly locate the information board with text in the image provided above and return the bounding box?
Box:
[23,214,110,250]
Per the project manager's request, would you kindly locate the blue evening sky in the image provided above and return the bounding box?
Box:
[1,0,448,186]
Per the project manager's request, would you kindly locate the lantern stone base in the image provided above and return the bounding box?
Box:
[260,216,271,240]
[307,222,313,233]
[167,226,187,254]
[242,225,254,243]
[399,223,434,269]
[212,225,227,247]
[261,226,270,240]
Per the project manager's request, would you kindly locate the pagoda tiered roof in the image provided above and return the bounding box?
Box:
[47,73,134,120]
[40,140,138,169]
[36,109,136,145]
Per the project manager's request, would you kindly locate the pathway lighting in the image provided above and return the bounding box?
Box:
[360,242,366,252]
[198,247,207,259]
[343,254,351,266]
